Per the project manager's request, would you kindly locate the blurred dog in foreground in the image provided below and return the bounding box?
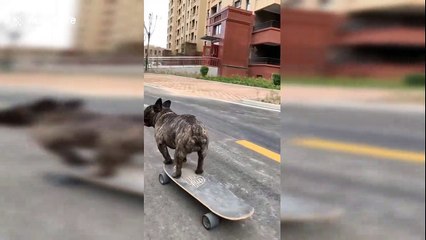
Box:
[144,98,208,178]
[0,98,143,177]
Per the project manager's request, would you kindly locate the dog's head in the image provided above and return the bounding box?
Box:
[0,98,84,127]
[144,98,172,127]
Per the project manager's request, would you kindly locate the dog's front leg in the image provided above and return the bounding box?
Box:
[158,143,173,165]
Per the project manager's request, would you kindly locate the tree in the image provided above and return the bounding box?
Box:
[0,13,26,70]
[144,13,158,72]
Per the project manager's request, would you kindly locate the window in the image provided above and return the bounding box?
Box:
[211,5,218,15]
[234,0,241,8]
[213,24,221,35]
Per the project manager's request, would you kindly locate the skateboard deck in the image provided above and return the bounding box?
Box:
[281,195,343,223]
[162,162,254,221]
[50,164,144,197]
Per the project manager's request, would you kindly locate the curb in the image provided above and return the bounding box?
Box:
[283,102,425,114]
[240,99,281,111]
[145,85,281,112]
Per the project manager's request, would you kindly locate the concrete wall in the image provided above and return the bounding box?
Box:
[147,65,218,76]
[249,64,280,79]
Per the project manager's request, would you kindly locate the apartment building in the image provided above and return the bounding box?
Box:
[333,0,425,78]
[74,0,143,54]
[283,0,425,78]
[167,0,208,55]
[144,45,167,57]
[202,0,280,78]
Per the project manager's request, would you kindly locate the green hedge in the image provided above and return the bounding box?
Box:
[200,66,209,77]
[404,74,425,87]
[272,73,281,86]
[200,75,279,89]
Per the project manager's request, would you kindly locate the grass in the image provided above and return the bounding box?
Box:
[146,70,279,90]
[284,76,425,89]
[199,76,280,90]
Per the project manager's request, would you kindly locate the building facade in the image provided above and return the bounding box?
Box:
[202,0,280,78]
[144,45,167,57]
[282,0,425,78]
[167,0,208,55]
[332,1,425,78]
[74,0,143,54]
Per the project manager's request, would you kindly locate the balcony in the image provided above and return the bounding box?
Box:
[337,27,425,46]
[252,21,280,46]
[253,20,280,31]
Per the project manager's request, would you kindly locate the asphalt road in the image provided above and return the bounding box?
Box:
[144,86,281,240]
[282,103,425,240]
[0,89,144,240]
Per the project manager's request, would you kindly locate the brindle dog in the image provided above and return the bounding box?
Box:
[144,98,208,178]
[0,98,143,177]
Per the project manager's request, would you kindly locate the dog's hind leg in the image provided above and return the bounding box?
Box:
[195,147,207,175]
[172,149,186,178]
[44,143,89,166]
[95,150,130,177]
[158,143,173,165]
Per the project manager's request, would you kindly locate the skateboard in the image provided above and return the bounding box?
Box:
[159,162,255,230]
[281,195,343,223]
[48,164,144,197]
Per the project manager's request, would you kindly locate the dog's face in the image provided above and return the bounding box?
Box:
[0,98,84,127]
[144,98,171,127]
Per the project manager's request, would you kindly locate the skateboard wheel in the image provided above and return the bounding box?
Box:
[159,172,171,185]
[202,212,219,230]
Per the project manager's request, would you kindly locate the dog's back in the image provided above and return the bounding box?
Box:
[33,112,143,154]
[157,113,208,153]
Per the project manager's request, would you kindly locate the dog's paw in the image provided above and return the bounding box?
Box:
[163,160,173,165]
[195,169,204,175]
[172,171,182,178]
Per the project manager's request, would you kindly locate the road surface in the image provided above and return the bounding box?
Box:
[144,86,281,240]
[0,89,144,240]
[282,103,425,240]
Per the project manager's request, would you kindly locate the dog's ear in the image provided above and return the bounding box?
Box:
[163,100,171,109]
[154,98,162,112]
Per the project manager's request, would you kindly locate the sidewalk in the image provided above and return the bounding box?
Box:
[144,73,279,103]
[283,84,424,105]
[283,84,424,113]
[0,73,143,98]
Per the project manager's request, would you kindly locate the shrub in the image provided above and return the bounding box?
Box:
[200,66,209,77]
[404,74,425,87]
[272,73,281,86]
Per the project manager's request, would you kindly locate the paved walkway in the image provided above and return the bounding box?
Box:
[1,72,423,107]
[283,84,424,105]
[144,73,279,102]
[0,73,143,98]
[145,73,424,107]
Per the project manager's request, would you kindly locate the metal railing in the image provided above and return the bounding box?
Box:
[253,20,281,31]
[250,57,280,66]
[145,56,220,68]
